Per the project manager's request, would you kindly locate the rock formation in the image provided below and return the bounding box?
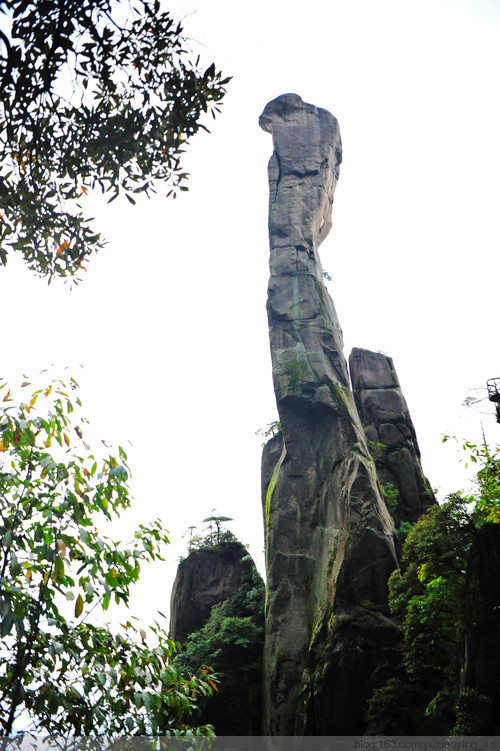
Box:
[169,540,255,643]
[259,94,402,735]
[171,539,265,735]
[349,347,435,527]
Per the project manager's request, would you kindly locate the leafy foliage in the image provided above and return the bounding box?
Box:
[385,496,476,729]
[365,678,426,735]
[0,0,230,279]
[368,459,500,735]
[201,515,234,547]
[443,437,500,523]
[0,376,216,735]
[255,420,281,447]
[174,549,265,735]
[381,481,399,519]
[450,688,493,735]
[468,443,500,523]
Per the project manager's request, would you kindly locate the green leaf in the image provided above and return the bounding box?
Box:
[142,691,153,712]
[48,689,59,715]
[75,593,84,618]
[14,615,25,638]
[54,555,65,580]
[1,611,14,637]
[10,552,22,577]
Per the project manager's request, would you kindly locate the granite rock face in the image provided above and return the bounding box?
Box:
[349,347,435,527]
[260,94,401,735]
[169,541,253,643]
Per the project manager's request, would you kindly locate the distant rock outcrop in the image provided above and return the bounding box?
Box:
[169,540,253,643]
[259,94,402,735]
[171,539,265,735]
[349,347,436,527]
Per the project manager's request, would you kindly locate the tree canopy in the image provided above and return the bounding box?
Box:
[0,375,216,735]
[0,0,229,279]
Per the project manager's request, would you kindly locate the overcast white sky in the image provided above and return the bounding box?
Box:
[2,0,500,626]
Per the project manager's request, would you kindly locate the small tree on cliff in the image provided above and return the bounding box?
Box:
[0,0,229,279]
[202,515,234,546]
[0,376,216,735]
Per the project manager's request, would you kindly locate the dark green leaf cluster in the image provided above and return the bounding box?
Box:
[450,688,493,735]
[0,0,230,279]
[0,376,216,735]
[388,497,475,727]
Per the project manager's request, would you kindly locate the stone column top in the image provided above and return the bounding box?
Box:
[258,93,342,180]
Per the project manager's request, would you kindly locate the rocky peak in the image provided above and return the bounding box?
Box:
[169,540,253,644]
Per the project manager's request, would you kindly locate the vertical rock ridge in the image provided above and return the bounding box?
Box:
[349,347,436,527]
[260,94,401,735]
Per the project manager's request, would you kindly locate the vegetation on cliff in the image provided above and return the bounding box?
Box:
[367,440,500,735]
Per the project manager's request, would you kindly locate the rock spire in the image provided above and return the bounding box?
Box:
[260,94,401,734]
[349,347,436,527]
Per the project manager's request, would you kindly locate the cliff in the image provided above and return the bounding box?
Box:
[259,94,402,735]
[171,540,265,735]
[169,540,255,644]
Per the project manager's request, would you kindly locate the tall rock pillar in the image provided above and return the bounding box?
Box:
[260,94,401,735]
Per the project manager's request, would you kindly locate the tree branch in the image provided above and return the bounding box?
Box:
[0,29,13,92]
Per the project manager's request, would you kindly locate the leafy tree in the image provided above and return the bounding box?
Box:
[183,515,236,552]
[385,495,476,731]
[174,546,265,735]
[0,376,216,735]
[442,436,500,523]
[365,678,426,735]
[0,0,230,279]
[368,451,499,735]
[464,441,500,523]
[389,495,474,680]
[450,688,493,735]
[202,514,234,546]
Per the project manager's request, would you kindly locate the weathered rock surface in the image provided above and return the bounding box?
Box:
[260,94,401,735]
[169,540,254,643]
[349,347,435,527]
